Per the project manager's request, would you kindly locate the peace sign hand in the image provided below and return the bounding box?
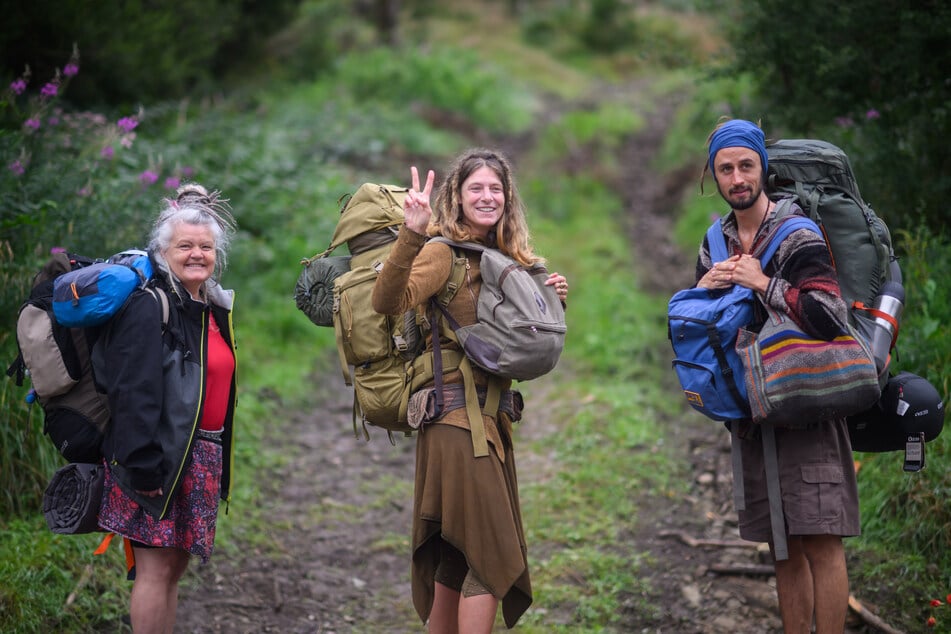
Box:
[403,166,435,236]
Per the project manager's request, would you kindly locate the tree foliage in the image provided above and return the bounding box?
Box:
[725,0,951,233]
[0,0,301,108]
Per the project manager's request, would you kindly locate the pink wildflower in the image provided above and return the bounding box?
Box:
[181,166,195,178]
[10,79,27,95]
[8,160,25,176]
[835,116,854,128]
[63,63,79,77]
[40,82,58,99]
[77,185,92,197]
[24,118,41,130]
[120,134,135,149]
[100,146,115,160]
[117,116,138,133]
[164,176,181,190]
[139,170,159,186]
[866,109,880,120]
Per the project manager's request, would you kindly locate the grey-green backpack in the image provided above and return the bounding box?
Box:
[430,238,567,381]
[766,138,902,383]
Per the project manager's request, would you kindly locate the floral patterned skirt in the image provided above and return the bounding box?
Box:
[98,438,223,563]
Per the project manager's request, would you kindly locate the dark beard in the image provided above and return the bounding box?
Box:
[717,179,764,211]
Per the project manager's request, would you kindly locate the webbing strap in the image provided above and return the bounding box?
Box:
[428,297,489,458]
[482,378,501,418]
[853,301,900,349]
[350,370,369,441]
[94,533,137,580]
[93,532,114,555]
[730,424,745,511]
[761,422,788,561]
[458,355,489,458]
[334,323,352,386]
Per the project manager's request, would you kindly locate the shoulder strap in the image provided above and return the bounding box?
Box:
[427,236,484,253]
[143,286,170,331]
[758,216,821,266]
[705,203,820,267]
[416,237,471,309]
[705,219,730,263]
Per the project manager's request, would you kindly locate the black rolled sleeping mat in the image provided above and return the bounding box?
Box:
[42,462,105,534]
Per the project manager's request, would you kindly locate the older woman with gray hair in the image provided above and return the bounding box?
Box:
[94,183,238,634]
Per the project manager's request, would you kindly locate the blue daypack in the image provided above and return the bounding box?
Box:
[52,250,153,327]
[667,213,820,421]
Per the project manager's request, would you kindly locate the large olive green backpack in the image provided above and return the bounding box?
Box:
[296,183,567,446]
[294,183,465,440]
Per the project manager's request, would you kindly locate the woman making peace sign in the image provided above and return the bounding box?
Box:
[372,148,568,632]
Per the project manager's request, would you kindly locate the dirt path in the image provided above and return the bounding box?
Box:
[174,86,877,633]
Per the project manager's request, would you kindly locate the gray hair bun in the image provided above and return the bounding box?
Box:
[172,183,236,235]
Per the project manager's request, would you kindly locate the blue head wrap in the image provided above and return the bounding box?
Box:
[708,119,768,175]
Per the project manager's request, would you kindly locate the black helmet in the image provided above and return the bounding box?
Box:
[848,371,945,453]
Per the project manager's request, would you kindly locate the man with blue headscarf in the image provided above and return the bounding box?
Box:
[693,119,860,633]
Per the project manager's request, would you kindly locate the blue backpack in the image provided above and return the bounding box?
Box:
[667,213,819,421]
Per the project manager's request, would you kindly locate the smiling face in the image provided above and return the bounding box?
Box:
[460,165,505,239]
[163,222,216,299]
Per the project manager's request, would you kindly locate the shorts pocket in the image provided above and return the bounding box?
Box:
[789,463,845,524]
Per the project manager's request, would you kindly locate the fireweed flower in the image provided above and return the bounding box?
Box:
[181,166,195,178]
[139,170,159,186]
[63,63,79,77]
[24,118,40,130]
[40,82,58,99]
[100,145,115,160]
[164,176,181,190]
[8,160,25,176]
[10,79,27,95]
[117,116,138,133]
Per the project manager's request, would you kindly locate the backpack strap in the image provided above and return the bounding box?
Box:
[142,286,170,331]
[761,421,788,561]
[705,202,820,268]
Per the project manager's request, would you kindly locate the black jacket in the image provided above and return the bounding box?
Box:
[92,270,236,520]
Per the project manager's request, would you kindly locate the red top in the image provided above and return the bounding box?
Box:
[199,312,234,431]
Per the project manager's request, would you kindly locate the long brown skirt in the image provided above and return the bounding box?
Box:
[412,420,532,628]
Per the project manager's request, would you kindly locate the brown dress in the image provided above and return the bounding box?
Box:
[372,226,532,628]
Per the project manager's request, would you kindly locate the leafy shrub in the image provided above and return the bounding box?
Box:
[723,0,951,235]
